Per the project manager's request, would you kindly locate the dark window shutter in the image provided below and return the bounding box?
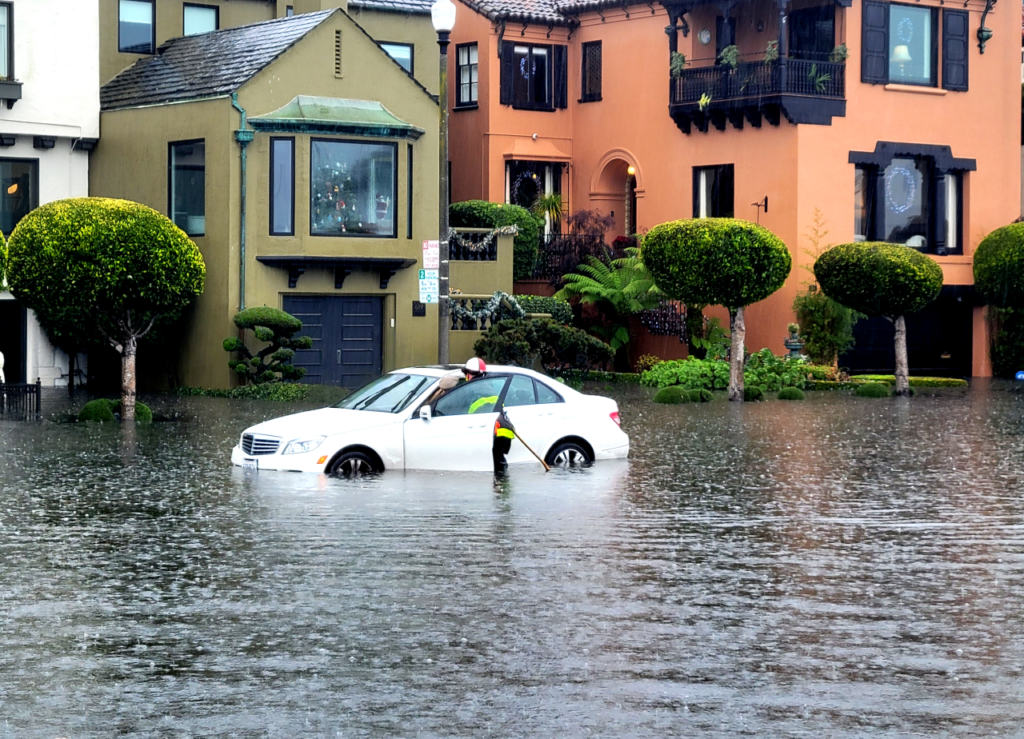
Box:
[942,9,969,91]
[499,41,513,105]
[861,0,888,84]
[553,45,568,108]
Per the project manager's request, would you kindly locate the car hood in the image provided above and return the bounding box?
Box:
[245,407,401,441]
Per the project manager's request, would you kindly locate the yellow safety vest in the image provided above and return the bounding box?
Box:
[468,395,498,414]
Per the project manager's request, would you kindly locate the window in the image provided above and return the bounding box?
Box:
[380,43,413,74]
[715,16,736,62]
[862,2,966,89]
[788,5,834,61]
[310,140,397,237]
[500,42,567,110]
[119,0,155,54]
[183,4,218,36]
[580,41,601,102]
[0,158,37,236]
[433,377,508,417]
[693,165,734,218]
[270,137,294,236]
[335,373,434,413]
[456,43,478,107]
[169,140,205,236]
[286,5,294,16]
[535,381,563,404]
[852,146,969,256]
[504,375,537,407]
[0,4,12,80]
[406,143,413,239]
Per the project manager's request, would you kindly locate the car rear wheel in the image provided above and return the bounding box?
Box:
[546,441,592,467]
[328,450,378,477]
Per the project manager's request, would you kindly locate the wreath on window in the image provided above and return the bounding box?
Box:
[885,166,917,214]
[896,17,914,44]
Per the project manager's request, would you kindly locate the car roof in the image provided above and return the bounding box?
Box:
[390,365,564,385]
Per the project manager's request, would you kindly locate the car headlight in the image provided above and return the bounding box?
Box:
[282,436,326,455]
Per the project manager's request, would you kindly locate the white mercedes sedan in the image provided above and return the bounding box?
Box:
[230,366,629,475]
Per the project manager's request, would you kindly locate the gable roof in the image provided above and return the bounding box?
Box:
[460,0,661,25]
[101,10,335,111]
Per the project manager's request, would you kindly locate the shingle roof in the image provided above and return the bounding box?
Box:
[460,0,655,24]
[101,11,335,111]
[349,0,433,14]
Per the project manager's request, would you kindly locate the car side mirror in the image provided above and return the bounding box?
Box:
[418,405,432,421]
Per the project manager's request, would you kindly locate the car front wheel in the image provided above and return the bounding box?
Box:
[328,450,378,477]
[546,441,592,467]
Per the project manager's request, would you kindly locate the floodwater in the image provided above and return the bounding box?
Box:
[2,385,1024,737]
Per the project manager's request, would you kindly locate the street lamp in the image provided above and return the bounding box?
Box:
[431,0,456,365]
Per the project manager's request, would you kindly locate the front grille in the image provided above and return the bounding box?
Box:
[241,433,280,455]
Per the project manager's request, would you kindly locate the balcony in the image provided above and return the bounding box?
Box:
[670,57,845,134]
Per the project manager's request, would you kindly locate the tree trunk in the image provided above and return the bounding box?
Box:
[893,314,910,397]
[67,352,75,398]
[121,336,137,421]
[728,307,745,402]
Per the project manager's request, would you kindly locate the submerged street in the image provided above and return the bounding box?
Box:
[2,385,1024,737]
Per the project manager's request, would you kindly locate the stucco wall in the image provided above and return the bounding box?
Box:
[449,0,1021,376]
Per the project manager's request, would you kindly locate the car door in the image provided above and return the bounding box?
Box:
[501,375,564,465]
[403,375,509,471]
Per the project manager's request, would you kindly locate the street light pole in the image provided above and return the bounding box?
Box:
[431,0,456,366]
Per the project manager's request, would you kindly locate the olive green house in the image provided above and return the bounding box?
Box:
[91,9,508,390]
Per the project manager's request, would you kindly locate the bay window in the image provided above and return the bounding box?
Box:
[310,139,397,237]
[270,137,294,236]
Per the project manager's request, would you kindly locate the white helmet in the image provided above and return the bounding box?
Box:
[463,357,487,377]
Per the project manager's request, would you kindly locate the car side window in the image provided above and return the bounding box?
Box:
[503,374,537,407]
[433,376,508,416]
[535,380,563,404]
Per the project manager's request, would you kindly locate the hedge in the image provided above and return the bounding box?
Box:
[79,398,153,422]
[450,201,542,281]
[473,318,614,371]
[553,369,642,384]
[814,242,943,318]
[851,375,968,388]
[974,223,1024,309]
[642,218,792,310]
[513,295,573,325]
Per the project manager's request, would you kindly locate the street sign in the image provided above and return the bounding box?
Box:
[422,240,439,269]
[419,267,439,303]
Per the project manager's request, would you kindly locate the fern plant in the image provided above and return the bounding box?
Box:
[554,247,663,352]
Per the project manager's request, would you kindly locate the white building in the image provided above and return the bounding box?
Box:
[0,0,98,386]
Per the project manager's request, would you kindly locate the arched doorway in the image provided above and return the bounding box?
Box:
[590,151,643,240]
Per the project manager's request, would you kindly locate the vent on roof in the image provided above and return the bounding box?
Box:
[334,30,343,78]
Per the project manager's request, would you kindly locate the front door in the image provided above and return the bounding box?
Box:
[403,375,509,471]
[0,299,25,383]
[283,295,383,387]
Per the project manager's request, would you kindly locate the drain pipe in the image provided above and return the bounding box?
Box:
[231,93,254,311]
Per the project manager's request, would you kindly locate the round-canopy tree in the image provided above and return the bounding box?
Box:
[7,198,205,419]
[974,223,1024,309]
[643,218,792,401]
[814,242,942,397]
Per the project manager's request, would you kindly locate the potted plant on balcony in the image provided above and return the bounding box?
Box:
[828,44,849,63]
[670,51,687,78]
[764,40,779,65]
[718,45,739,69]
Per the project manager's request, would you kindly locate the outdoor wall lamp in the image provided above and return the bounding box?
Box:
[977,0,995,54]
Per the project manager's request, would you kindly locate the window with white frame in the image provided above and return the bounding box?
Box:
[456,43,478,106]
[693,165,734,218]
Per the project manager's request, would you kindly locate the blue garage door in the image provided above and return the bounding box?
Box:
[283,296,383,388]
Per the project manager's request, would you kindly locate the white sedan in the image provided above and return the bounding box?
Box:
[230,366,629,475]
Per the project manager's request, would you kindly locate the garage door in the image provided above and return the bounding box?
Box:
[282,295,383,388]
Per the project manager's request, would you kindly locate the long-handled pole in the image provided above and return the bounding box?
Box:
[516,435,551,472]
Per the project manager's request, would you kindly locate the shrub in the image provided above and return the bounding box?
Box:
[643,218,791,400]
[815,242,942,397]
[8,198,205,418]
[851,375,968,388]
[634,354,663,374]
[855,382,891,398]
[688,388,713,403]
[474,318,614,371]
[801,363,838,381]
[653,385,691,404]
[793,286,861,366]
[743,348,807,391]
[510,295,573,325]
[778,386,806,400]
[78,398,152,422]
[744,385,765,402]
[991,307,1024,378]
[974,223,1024,309]
[640,357,730,390]
[226,383,310,401]
[224,306,312,384]
[450,200,542,281]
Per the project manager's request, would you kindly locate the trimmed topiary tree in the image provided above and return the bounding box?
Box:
[450,200,542,281]
[7,198,205,419]
[642,218,792,401]
[974,223,1024,309]
[653,385,690,404]
[815,242,942,397]
[224,306,312,384]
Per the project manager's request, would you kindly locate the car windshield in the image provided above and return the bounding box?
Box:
[332,373,436,414]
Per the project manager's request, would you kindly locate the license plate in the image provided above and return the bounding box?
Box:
[242,457,258,471]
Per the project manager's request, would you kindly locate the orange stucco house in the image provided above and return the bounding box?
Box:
[447,0,1019,376]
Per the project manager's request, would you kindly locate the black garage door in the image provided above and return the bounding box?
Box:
[283,295,383,388]
[839,286,974,377]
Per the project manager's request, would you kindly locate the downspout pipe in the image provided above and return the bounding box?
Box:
[231,92,254,311]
